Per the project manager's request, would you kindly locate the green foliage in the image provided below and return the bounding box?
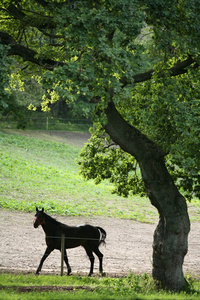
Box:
[145,0,200,57]
[40,0,145,115]
[0,46,44,128]
[78,124,146,197]
[11,78,44,110]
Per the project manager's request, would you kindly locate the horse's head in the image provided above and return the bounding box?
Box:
[33,207,45,228]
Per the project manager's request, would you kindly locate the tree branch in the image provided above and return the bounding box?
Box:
[34,0,49,7]
[0,32,63,70]
[4,3,67,40]
[6,3,56,31]
[6,3,25,21]
[35,0,71,8]
[120,56,199,87]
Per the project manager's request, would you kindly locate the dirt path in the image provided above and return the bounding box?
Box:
[0,209,200,277]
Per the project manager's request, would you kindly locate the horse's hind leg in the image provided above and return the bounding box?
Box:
[84,247,95,276]
[93,247,104,274]
[36,246,53,275]
[63,249,71,275]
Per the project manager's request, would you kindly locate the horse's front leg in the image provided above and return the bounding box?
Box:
[63,249,72,275]
[36,246,53,275]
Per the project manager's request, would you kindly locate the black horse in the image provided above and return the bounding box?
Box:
[33,207,106,276]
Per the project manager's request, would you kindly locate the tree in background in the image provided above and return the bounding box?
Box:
[0,44,14,115]
[0,0,200,290]
[0,43,45,127]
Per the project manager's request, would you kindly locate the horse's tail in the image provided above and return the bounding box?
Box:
[96,226,106,246]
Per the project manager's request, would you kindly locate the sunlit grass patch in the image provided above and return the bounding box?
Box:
[0,130,199,223]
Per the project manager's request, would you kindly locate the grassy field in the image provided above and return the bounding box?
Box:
[1,272,200,300]
[0,129,159,222]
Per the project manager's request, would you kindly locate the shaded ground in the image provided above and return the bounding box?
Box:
[0,285,94,293]
[0,209,200,278]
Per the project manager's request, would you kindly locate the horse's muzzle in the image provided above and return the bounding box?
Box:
[33,218,39,228]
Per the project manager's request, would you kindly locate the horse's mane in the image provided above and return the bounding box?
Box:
[44,212,61,225]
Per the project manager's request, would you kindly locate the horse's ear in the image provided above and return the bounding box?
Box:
[36,207,38,212]
[42,208,44,213]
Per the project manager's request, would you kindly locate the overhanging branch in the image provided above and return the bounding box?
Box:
[35,0,71,8]
[4,3,66,40]
[6,3,56,31]
[120,56,199,86]
[0,32,63,70]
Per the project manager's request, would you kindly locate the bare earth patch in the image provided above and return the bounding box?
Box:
[0,285,94,293]
[0,209,200,278]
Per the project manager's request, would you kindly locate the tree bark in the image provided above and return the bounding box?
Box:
[103,101,190,290]
[139,157,190,290]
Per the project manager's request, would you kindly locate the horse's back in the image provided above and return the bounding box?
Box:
[45,221,103,250]
[61,224,100,248]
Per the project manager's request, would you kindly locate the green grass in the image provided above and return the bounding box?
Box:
[1,273,200,300]
[0,129,200,222]
[0,130,158,222]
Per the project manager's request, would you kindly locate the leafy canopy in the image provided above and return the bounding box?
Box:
[1,0,200,198]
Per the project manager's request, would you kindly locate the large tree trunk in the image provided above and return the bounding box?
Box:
[139,157,190,290]
[103,101,190,290]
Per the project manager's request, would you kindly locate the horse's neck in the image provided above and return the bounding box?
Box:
[42,214,58,235]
